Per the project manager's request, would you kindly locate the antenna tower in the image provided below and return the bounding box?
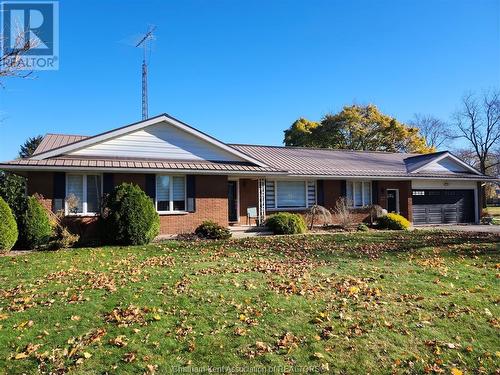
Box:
[136,26,156,120]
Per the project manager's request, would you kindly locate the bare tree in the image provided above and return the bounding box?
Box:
[453,90,500,207]
[409,114,454,149]
[0,24,39,84]
[453,90,500,175]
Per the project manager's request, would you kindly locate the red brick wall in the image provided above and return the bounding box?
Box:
[238,178,258,225]
[263,179,413,225]
[25,172,229,236]
[26,172,54,211]
[159,175,228,234]
[377,180,412,222]
[114,173,146,190]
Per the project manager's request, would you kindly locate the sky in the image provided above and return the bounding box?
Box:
[0,0,499,161]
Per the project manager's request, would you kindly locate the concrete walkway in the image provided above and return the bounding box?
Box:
[414,224,500,234]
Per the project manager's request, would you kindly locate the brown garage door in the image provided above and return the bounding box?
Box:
[412,189,475,225]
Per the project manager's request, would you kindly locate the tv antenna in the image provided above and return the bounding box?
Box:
[136,25,156,120]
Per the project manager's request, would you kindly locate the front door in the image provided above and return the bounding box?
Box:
[387,189,398,213]
[228,181,238,222]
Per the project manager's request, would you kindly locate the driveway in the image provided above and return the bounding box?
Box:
[414,224,500,234]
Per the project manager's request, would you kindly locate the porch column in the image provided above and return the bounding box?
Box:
[257,178,266,225]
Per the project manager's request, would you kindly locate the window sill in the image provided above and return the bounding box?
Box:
[267,207,308,212]
[65,213,100,217]
[157,211,189,216]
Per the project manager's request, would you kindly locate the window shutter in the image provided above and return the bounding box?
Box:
[53,172,65,212]
[371,181,378,205]
[307,181,316,207]
[317,180,325,206]
[340,180,347,197]
[103,173,114,195]
[145,174,156,200]
[265,180,275,208]
[186,175,196,212]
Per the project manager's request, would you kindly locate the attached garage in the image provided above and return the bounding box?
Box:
[412,189,475,225]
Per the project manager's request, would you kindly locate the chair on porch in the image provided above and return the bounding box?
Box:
[247,207,258,225]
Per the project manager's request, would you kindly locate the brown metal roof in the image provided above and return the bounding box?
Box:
[1,156,280,173]
[33,134,89,155]
[230,144,493,180]
[1,134,494,180]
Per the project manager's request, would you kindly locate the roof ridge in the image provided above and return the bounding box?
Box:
[44,133,89,137]
[230,143,421,155]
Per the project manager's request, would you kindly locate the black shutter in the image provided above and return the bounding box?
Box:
[145,174,156,200]
[340,180,347,197]
[317,180,325,206]
[53,172,66,212]
[186,175,196,212]
[103,173,114,195]
[372,181,378,205]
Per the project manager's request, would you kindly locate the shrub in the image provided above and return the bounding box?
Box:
[333,197,353,229]
[0,196,18,252]
[357,223,369,232]
[195,221,232,240]
[305,205,332,229]
[378,213,411,230]
[265,212,307,235]
[19,196,53,249]
[101,183,160,245]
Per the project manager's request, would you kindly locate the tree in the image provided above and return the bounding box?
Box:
[409,114,454,149]
[0,135,43,225]
[453,90,500,176]
[19,135,43,158]
[453,90,500,207]
[284,104,434,153]
[283,118,320,147]
[0,27,39,84]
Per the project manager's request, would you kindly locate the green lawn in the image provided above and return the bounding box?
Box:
[0,231,499,374]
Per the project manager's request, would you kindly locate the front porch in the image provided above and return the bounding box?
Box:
[226,177,413,227]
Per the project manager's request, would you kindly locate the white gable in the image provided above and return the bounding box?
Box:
[68,122,245,162]
[418,156,470,173]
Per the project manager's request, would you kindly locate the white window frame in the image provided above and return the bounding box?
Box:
[347,181,372,208]
[65,173,103,216]
[155,175,187,214]
[266,179,316,211]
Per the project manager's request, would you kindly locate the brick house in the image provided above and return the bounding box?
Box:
[0,114,495,235]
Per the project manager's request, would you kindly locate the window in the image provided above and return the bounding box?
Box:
[346,181,372,207]
[66,174,101,215]
[265,180,316,209]
[156,175,186,212]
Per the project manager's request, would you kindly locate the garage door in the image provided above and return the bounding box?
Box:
[412,189,475,225]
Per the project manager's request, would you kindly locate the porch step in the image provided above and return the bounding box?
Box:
[228,225,273,238]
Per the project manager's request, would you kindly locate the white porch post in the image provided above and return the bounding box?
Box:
[257,178,266,225]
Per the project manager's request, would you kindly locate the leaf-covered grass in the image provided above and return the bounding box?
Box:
[0,230,498,374]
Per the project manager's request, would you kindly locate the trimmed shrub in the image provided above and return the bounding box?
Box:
[265,212,307,235]
[357,223,369,232]
[195,221,231,240]
[305,205,332,229]
[0,196,18,252]
[101,183,160,245]
[19,196,53,249]
[378,213,411,230]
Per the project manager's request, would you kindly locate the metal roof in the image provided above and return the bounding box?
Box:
[1,133,494,180]
[33,134,89,155]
